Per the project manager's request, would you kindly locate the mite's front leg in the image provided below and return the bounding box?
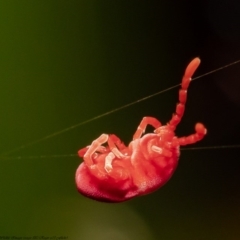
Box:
[178,123,207,146]
[168,58,200,130]
[133,117,161,140]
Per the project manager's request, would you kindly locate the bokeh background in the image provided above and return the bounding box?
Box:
[0,0,240,239]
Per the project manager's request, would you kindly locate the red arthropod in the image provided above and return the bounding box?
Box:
[75,58,207,202]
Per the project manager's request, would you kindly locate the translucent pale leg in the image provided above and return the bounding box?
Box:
[83,134,109,167]
[104,152,115,172]
[151,145,173,157]
[178,123,207,146]
[78,145,107,157]
[169,58,201,130]
[133,117,161,140]
[82,133,127,172]
[108,134,127,157]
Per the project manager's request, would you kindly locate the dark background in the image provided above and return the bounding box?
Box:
[0,0,240,239]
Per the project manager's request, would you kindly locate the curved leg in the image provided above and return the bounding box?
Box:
[78,146,89,157]
[104,152,115,172]
[105,135,130,173]
[133,117,161,140]
[82,134,109,167]
[78,145,107,157]
[108,134,126,158]
[151,145,173,157]
[168,58,201,130]
[108,134,127,150]
[178,123,207,146]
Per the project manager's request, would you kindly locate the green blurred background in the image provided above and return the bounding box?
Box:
[0,0,240,239]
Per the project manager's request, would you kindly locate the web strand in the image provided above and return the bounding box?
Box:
[1,144,240,161]
[1,59,240,157]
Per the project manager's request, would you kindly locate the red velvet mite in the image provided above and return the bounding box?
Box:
[76,58,207,202]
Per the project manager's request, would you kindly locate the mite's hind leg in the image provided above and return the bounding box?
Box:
[178,123,207,146]
[133,117,161,140]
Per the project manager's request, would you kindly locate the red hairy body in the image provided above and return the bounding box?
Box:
[76,58,207,202]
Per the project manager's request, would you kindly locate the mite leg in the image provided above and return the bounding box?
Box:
[78,147,89,157]
[105,136,132,177]
[107,134,127,158]
[78,145,107,157]
[106,135,131,173]
[168,58,201,130]
[133,117,161,140]
[178,123,207,146]
[151,145,173,157]
[80,134,109,167]
[109,134,127,150]
[104,152,115,172]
